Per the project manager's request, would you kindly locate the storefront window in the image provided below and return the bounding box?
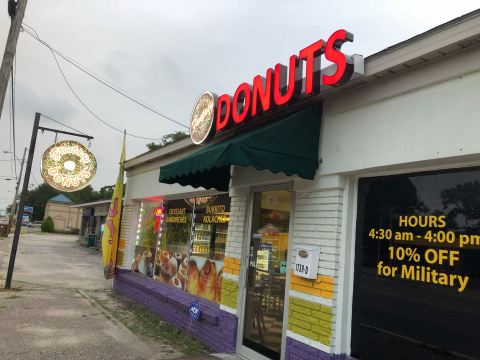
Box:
[352,167,480,360]
[131,201,162,278]
[154,199,192,290]
[132,194,230,304]
[187,195,230,303]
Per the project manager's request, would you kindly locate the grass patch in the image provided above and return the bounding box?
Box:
[0,285,25,292]
[5,294,21,299]
[92,291,208,356]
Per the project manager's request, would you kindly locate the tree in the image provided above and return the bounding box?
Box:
[441,180,480,229]
[24,182,122,221]
[99,185,115,199]
[24,183,62,221]
[41,216,54,233]
[146,131,188,151]
[67,185,100,204]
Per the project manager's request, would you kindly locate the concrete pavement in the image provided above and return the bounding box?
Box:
[0,233,221,359]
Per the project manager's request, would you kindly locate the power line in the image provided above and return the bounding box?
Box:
[21,24,189,132]
[30,32,170,141]
[11,57,17,178]
[49,48,161,140]
[40,113,89,137]
[8,75,14,178]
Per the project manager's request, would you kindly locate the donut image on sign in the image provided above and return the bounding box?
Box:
[41,140,97,192]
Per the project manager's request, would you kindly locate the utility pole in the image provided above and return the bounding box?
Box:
[7,146,27,234]
[5,112,38,289]
[0,0,29,121]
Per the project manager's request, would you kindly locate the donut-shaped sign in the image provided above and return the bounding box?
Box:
[41,140,97,192]
[190,91,216,145]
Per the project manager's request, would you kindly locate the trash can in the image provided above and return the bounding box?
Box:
[87,234,96,247]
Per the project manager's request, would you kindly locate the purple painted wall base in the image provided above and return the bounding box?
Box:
[113,270,238,353]
[285,337,352,360]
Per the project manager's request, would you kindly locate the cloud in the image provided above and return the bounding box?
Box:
[0,0,479,198]
[14,82,78,124]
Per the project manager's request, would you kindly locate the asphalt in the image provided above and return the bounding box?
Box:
[0,232,240,360]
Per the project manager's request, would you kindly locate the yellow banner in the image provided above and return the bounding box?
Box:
[102,133,126,279]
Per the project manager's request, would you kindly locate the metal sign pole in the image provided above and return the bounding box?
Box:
[5,112,40,289]
[4,112,94,289]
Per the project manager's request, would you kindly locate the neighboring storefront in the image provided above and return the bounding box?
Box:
[114,10,480,360]
[72,199,110,247]
[44,194,82,232]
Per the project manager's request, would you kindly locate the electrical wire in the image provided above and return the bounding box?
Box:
[41,38,170,141]
[21,24,189,132]
[40,113,90,137]
[7,76,14,178]
[11,58,17,178]
[9,155,39,187]
[30,173,40,186]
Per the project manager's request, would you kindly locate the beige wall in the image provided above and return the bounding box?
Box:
[44,202,82,231]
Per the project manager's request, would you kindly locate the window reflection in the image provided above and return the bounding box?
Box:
[352,167,480,360]
[243,190,291,360]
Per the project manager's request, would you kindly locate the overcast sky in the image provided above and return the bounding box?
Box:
[0,1,479,211]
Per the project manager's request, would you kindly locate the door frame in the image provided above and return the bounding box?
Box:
[236,183,295,360]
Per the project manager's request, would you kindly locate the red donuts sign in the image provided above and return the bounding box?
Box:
[190,29,357,145]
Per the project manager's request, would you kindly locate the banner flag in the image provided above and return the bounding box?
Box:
[102,132,126,279]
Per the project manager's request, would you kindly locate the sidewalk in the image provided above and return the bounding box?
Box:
[0,233,240,360]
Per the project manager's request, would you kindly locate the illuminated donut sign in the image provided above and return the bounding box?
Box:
[41,140,97,192]
[190,29,357,145]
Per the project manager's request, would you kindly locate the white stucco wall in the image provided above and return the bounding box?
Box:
[120,36,480,357]
[125,166,212,201]
[320,47,480,176]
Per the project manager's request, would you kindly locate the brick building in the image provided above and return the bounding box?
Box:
[114,11,480,360]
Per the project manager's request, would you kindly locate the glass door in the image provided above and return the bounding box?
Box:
[242,190,292,360]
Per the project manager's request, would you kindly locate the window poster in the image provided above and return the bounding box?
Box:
[129,195,231,304]
[154,199,192,289]
[352,167,480,360]
[186,194,230,303]
[186,257,223,303]
[132,201,162,278]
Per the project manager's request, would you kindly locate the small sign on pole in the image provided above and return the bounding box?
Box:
[24,206,33,214]
[189,300,201,320]
[186,299,201,339]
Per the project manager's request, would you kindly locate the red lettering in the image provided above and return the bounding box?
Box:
[322,29,354,86]
[251,68,273,117]
[232,83,252,124]
[216,94,231,131]
[273,55,303,106]
[299,39,324,95]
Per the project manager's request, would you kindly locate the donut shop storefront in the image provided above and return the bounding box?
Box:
[114,12,480,360]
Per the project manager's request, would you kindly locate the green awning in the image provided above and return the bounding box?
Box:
[159,103,322,191]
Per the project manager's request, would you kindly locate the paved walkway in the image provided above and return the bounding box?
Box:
[0,233,237,359]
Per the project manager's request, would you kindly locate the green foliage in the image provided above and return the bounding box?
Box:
[146,131,188,151]
[25,183,125,221]
[25,183,62,221]
[99,185,115,199]
[139,216,157,248]
[41,216,54,233]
